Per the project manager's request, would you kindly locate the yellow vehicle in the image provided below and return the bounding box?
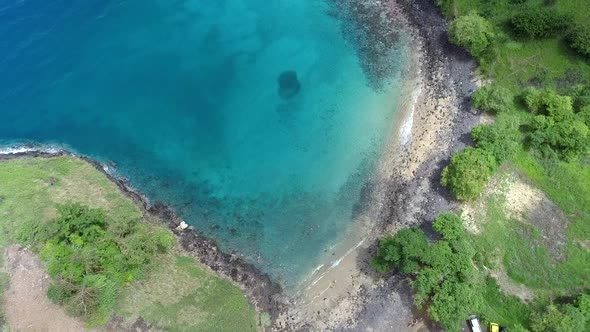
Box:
[489,322,506,332]
[490,323,499,332]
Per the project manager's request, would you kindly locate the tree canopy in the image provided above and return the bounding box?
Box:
[441,147,498,201]
[449,13,495,56]
[372,214,482,331]
[472,84,514,114]
[523,88,590,161]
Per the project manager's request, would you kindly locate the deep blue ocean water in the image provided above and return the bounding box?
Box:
[0,0,408,289]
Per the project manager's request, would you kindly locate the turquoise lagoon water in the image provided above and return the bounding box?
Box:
[0,0,408,289]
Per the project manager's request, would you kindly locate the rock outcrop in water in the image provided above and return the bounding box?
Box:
[277,70,301,100]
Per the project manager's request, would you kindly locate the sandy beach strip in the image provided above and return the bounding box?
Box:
[272,0,481,330]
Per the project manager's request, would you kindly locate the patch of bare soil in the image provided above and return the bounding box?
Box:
[2,245,91,332]
[503,175,569,261]
[461,172,512,235]
[462,169,569,261]
[462,168,570,300]
[489,267,535,303]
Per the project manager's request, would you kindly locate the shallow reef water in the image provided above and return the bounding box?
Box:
[0,0,409,290]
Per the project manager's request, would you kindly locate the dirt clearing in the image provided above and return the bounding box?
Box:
[2,245,90,332]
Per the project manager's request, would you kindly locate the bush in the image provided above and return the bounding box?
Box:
[441,147,498,201]
[523,87,543,111]
[471,123,521,163]
[432,213,465,242]
[436,0,454,18]
[373,213,481,331]
[523,88,574,120]
[522,88,589,160]
[530,294,590,332]
[37,203,174,326]
[449,13,495,56]
[572,86,590,110]
[472,84,513,113]
[568,23,590,58]
[371,228,429,274]
[578,105,590,126]
[510,7,570,39]
[529,115,589,161]
[429,280,482,331]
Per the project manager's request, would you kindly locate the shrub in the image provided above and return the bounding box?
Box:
[449,13,495,56]
[522,88,574,121]
[522,88,589,160]
[471,123,521,163]
[523,87,543,111]
[432,213,465,242]
[441,147,498,201]
[529,293,590,332]
[577,94,590,110]
[529,115,589,161]
[436,0,454,18]
[429,279,483,331]
[371,228,429,274]
[373,213,481,331]
[578,105,590,126]
[472,84,513,113]
[568,23,590,58]
[573,87,590,110]
[37,203,174,326]
[510,7,570,39]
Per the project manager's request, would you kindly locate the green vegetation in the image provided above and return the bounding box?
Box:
[449,12,495,56]
[439,0,590,197]
[0,156,257,330]
[471,84,514,114]
[513,153,590,241]
[374,210,590,330]
[568,23,590,58]
[375,0,590,330]
[473,181,590,292]
[471,121,521,163]
[29,203,172,325]
[117,255,258,332]
[530,294,590,332]
[510,7,570,39]
[441,147,497,201]
[522,88,590,161]
[373,214,482,330]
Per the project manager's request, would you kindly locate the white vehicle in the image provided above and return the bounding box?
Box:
[468,315,482,332]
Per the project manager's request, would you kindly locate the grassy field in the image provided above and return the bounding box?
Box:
[476,277,531,328]
[447,0,590,90]
[434,0,590,329]
[117,255,259,332]
[466,163,590,328]
[0,156,258,331]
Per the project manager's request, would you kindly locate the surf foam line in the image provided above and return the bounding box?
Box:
[305,238,365,291]
[399,74,423,146]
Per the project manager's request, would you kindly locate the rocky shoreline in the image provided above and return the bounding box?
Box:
[341,0,482,329]
[269,0,481,330]
[378,0,479,232]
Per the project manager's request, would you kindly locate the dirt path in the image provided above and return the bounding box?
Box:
[3,245,90,332]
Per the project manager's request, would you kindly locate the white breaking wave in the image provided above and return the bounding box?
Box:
[0,145,61,155]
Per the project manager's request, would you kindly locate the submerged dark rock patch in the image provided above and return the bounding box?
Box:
[277,70,301,100]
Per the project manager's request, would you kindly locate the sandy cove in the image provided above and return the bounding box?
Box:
[273,0,481,330]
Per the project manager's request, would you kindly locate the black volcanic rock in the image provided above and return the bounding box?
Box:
[277,70,301,100]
